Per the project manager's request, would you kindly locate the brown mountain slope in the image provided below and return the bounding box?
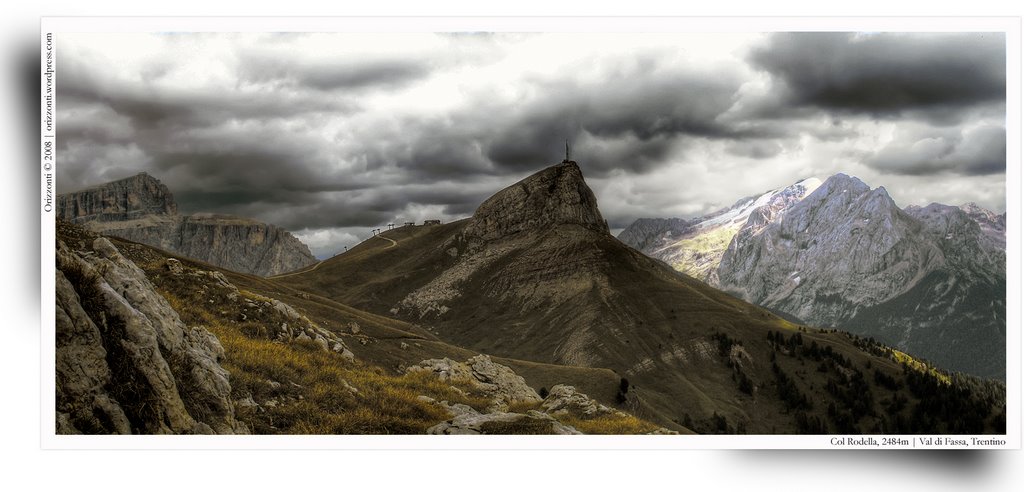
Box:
[276,161,1004,434]
[58,219,669,434]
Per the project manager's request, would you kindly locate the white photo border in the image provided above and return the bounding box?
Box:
[39,15,1022,450]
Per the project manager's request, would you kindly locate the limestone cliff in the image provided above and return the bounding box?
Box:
[57,173,316,276]
[55,237,247,434]
[58,172,177,222]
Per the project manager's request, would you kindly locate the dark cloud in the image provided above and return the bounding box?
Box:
[866,124,1005,176]
[239,53,434,91]
[59,53,357,133]
[749,33,1005,120]
[56,32,1008,251]
[482,66,757,176]
[388,119,496,180]
[726,141,784,159]
[214,182,495,231]
[339,60,755,182]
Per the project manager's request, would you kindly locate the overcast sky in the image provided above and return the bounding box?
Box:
[56,32,1007,258]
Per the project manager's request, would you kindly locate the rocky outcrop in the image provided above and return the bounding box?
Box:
[466,161,609,241]
[409,356,575,434]
[425,405,581,435]
[540,384,617,417]
[415,373,676,435]
[406,355,541,412]
[55,237,247,434]
[57,173,316,276]
[162,258,355,360]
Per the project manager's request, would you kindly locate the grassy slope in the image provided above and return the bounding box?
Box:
[69,221,664,434]
[661,223,740,280]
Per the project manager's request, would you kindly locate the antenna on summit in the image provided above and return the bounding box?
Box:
[563,139,572,163]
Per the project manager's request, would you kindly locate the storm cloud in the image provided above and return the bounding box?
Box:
[749,32,1005,118]
[867,124,1006,176]
[56,32,1007,258]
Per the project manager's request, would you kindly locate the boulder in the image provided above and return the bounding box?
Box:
[406,354,541,411]
[540,384,614,417]
[165,258,183,275]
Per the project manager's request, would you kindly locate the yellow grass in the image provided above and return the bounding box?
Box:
[161,291,489,434]
[890,349,952,385]
[159,285,663,435]
[559,413,661,435]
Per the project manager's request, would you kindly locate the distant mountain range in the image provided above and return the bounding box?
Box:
[57,173,317,276]
[619,173,1006,379]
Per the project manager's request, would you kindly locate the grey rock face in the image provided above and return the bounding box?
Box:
[959,202,1006,251]
[57,172,177,222]
[619,178,821,282]
[717,174,943,326]
[55,238,247,434]
[466,162,609,241]
[904,203,1004,271]
[55,269,133,434]
[57,174,316,276]
[713,173,1005,378]
[173,214,317,276]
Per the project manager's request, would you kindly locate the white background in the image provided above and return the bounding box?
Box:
[3,1,1022,491]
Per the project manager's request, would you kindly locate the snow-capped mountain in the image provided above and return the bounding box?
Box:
[620,173,1006,379]
[618,178,822,281]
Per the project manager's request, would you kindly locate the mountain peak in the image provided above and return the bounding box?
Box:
[819,173,871,195]
[466,161,609,241]
[959,202,1000,217]
[794,177,823,189]
[58,172,178,223]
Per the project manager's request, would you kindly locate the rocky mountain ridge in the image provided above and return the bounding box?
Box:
[57,173,316,276]
[623,172,1005,378]
[619,178,822,281]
